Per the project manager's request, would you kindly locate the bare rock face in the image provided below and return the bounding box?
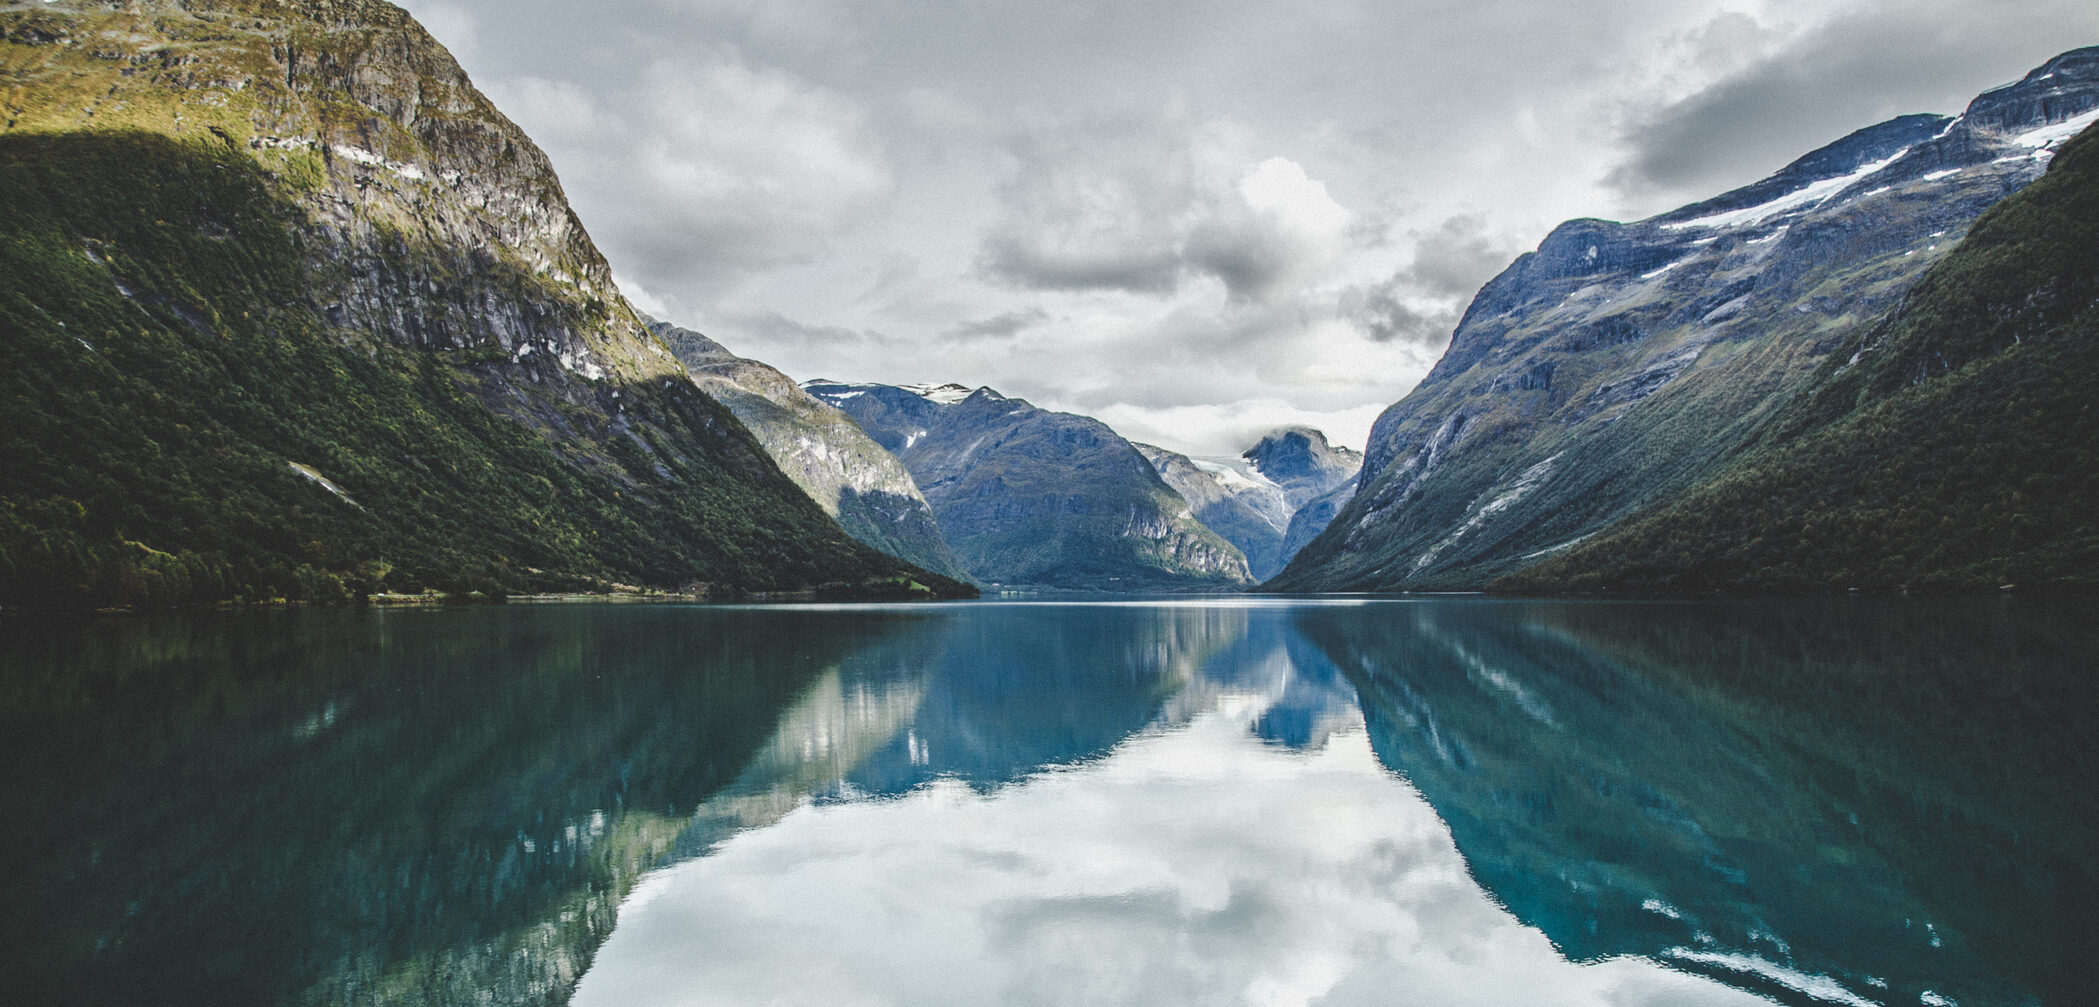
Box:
[807,381,1252,588]
[1276,46,2099,592]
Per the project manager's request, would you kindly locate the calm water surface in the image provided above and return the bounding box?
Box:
[2,598,2092,1006]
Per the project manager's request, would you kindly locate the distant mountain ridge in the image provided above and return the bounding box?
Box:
[805,380,1250,588]
[649,320,969,582]
[1137,429,1360,580]
[1273,45,2099,593]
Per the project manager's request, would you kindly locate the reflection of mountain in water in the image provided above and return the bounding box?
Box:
[0,606,921,1006]
[846,604,1246,796]
[13,599,2089,1007]
[1301,599,2097,1007]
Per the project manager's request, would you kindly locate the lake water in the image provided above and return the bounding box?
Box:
[3,597,2092,1006]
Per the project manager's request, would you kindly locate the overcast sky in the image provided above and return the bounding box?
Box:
[397,0,2094,455]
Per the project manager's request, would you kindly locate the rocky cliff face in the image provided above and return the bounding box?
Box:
[1135,444,1291,580]
[805,381,1251,588]
[650,321,968,582]
[0,0,966,604]
[1135,429,1358,581]
[1274,47,2099,592]
[1243,428,1360,576]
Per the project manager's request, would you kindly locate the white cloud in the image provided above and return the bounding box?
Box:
[612,272,671,320]
[489,50,892,296]
[1092,399,1393,457]
[1186,157,1357,304]
[574,712,1773,1007]
[399,0,2099,452]
[408,2,481,66]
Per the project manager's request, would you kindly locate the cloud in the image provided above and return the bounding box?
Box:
[401,0,2099,457]
[1608,3,2099,200]
[718,311,894,362]
[491,50,892,294]
[1342,280,1458,349]
[979,136,1361,306]
[1329,215,1511,351]
[978,237,1184,295]
[1092,399,1394,456]
[612,272,672,320]
[575,709,1773,1007]
[409,2,482,65]
[1404,214,1517,302]
[943,308,1049,341]
[1185,158,1356,304]
[973,113,1206,294]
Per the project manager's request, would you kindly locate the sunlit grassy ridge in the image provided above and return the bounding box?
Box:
[0,2,971,607]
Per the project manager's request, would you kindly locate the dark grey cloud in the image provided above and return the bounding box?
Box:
[734,311,893,353]
[1609,2,2099,200]
[973,113,1199,295]
[1404,215,1516,301]
[943,308,1049,341]
[1183,213,1298,304]
[977,236,1183,294]
[1343,280,1457,349]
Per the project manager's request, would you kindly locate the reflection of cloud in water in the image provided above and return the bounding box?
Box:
[576,708,1767,1007]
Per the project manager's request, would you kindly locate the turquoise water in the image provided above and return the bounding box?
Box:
[3,598,2092,1005]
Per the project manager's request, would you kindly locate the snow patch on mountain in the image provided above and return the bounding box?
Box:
[1663,149,1911,231]
[902,382,979,405]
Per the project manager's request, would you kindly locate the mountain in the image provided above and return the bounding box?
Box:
[1134,428,1360,580]
[1243,428,1361,570]
[1277,479,1355,564]
[1242,427,1362,509]
[648,320,968,582]
[1134,444,1293,579]
[1273,47,2099,592]
[1302,599,2095,1007]
[803,381,1250,588]
[1502,118,2099,594]
[0,0,969,607]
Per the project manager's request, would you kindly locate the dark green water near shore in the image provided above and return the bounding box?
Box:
[3,598,2092,1006]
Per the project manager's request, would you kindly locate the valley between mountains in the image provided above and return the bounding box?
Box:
[2,0,2095,608]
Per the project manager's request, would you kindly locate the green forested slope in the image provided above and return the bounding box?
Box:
[0,134,962,608]
[1502,124,2099,594]
[0,0,970,609]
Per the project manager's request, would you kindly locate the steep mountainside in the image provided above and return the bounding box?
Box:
[1502,120,2099,594]
[805,381,1250,588]
[649,321,967,581]
[1277,479,1354,565]
[1273,47,2099,592]
[1135,444,1293,579]
[1136,428,1359,580]
[0,0,966,606]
